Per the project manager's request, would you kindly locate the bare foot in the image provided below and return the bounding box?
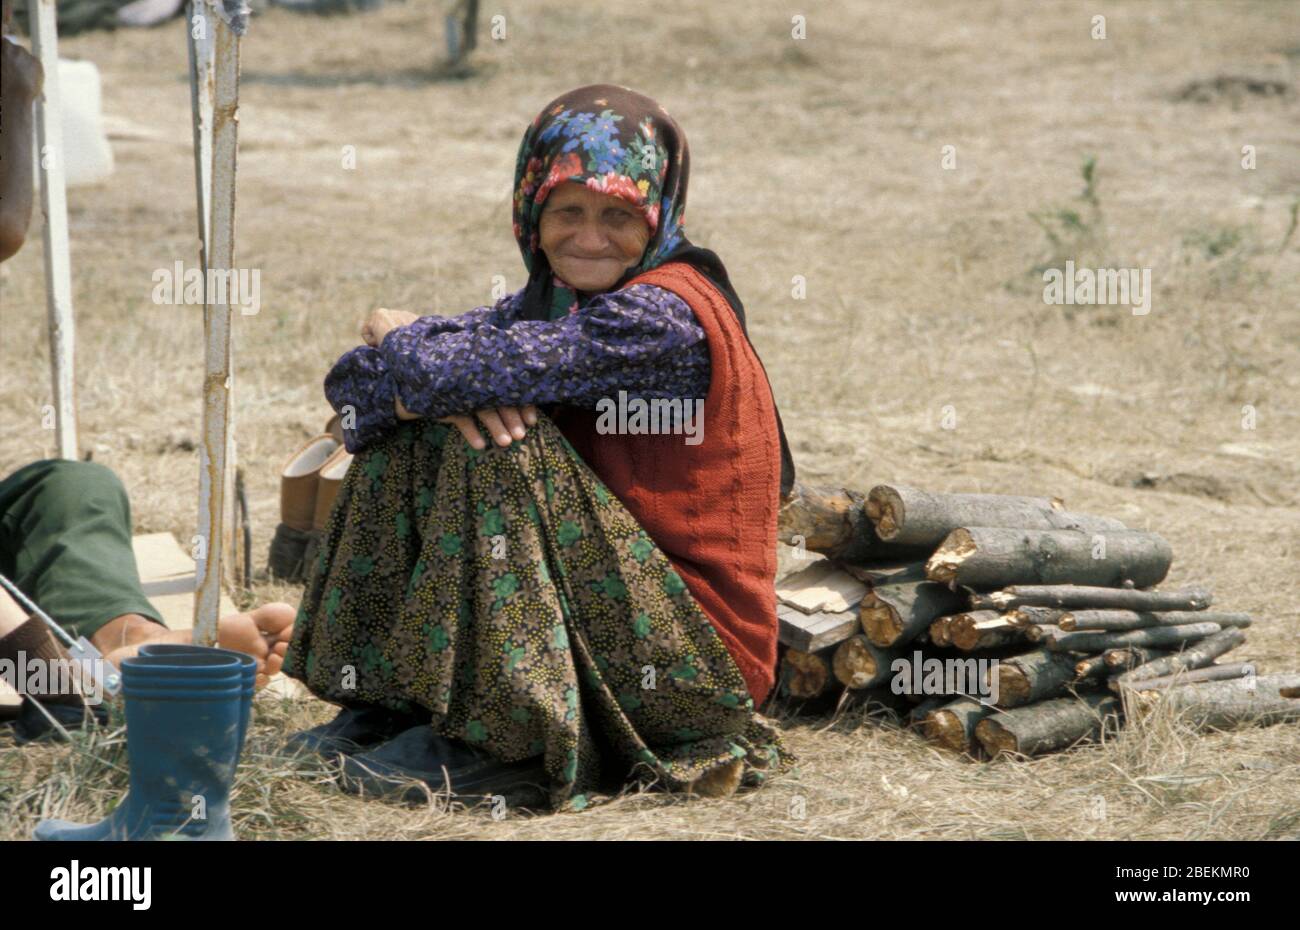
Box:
[93,602,297,689]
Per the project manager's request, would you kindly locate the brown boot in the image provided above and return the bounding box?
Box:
[312,445,353,532]
[280,434,340,533]
[325,412,345,445]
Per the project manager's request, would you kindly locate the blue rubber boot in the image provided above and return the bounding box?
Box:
[138,643,257,745]
[32,646,256,841]
[34,652,244,841]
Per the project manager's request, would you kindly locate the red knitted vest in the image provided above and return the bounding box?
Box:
[550,262,783,706]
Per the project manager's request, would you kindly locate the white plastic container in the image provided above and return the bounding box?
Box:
[30,57,115,188]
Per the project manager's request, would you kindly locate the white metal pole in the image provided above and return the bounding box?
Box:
[27,0,77,460]
[187,1,241,596]
[192,3,244,643]
[187,0,214,260]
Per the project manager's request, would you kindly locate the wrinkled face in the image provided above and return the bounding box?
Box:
[539,181,651,292]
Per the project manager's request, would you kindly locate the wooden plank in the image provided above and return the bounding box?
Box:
[777,603,860,652]
[775,560,868,614]
[133,532,237,629]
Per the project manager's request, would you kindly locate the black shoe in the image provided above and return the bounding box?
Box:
[284,706,419,760]
[267,522,313,583]
[9,698,109,745]
[338,724,548,807]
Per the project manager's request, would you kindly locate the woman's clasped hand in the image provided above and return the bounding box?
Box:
[359,306,538,449]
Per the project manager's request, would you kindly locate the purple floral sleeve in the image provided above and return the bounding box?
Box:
[377,283,711,421]
[323,293,522,452]
[323,346,401,451]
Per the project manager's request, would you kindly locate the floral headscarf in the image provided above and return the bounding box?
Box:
[511,84,796,497]
[511,84,701,320]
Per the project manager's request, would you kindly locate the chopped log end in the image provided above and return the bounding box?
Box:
[1075,655,1107,679]
[926,528,975,584]
[975,717,1017,756]
[861,599,904,647]
[781,649,831,699]
[868,486,905,540]
[776,483,865,556]
[947,613,1014,651]
[833,636,880,689]
[923,710,969,753]
[996,665,1031,707]
[949,625,976,652]
[929,617,951,647]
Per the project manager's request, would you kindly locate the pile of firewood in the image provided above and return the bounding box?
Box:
[774,483,1300,759]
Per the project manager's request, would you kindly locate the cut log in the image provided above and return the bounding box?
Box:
[1104,645,1173,669]
[832,635,896,689]
[923,697,996,753]
[968,585,1211,612]
[779,647,838,699]
[778,483,930,562]
[866,485,1125,547]
[992,649,1079,708]
[929,614,956,647]
[837,560,927,587]
[1059,610,1251,633]
[976,693,1122,757]
[1040,621,1222,654]
[777,603,861,653]
[906,695,951,728]
[859,579,966,648]
[948,612,1028,652]
[926,528,1173,589]
[1024,623,1054,643]
[1074,654,1111,681]
[1131,674,1300,730]
[1113,627,1247,685]
[1115,662,1256,693]
[1006,606,1068,627]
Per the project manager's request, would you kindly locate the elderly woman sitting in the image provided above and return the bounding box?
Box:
[283,84,797,811]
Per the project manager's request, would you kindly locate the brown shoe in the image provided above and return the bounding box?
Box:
[312,445,354,532]
[280,434,339,532]
[325,412,345,446]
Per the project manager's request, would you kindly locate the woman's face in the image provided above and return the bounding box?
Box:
[539,181,651,293]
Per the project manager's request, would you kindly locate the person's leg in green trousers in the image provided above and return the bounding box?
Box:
[0,458,297,678]
[0,459,165,640]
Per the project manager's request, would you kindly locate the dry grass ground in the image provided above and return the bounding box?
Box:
[1,0,1298,839]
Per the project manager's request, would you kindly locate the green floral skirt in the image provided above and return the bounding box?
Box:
[282,413,793,810]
